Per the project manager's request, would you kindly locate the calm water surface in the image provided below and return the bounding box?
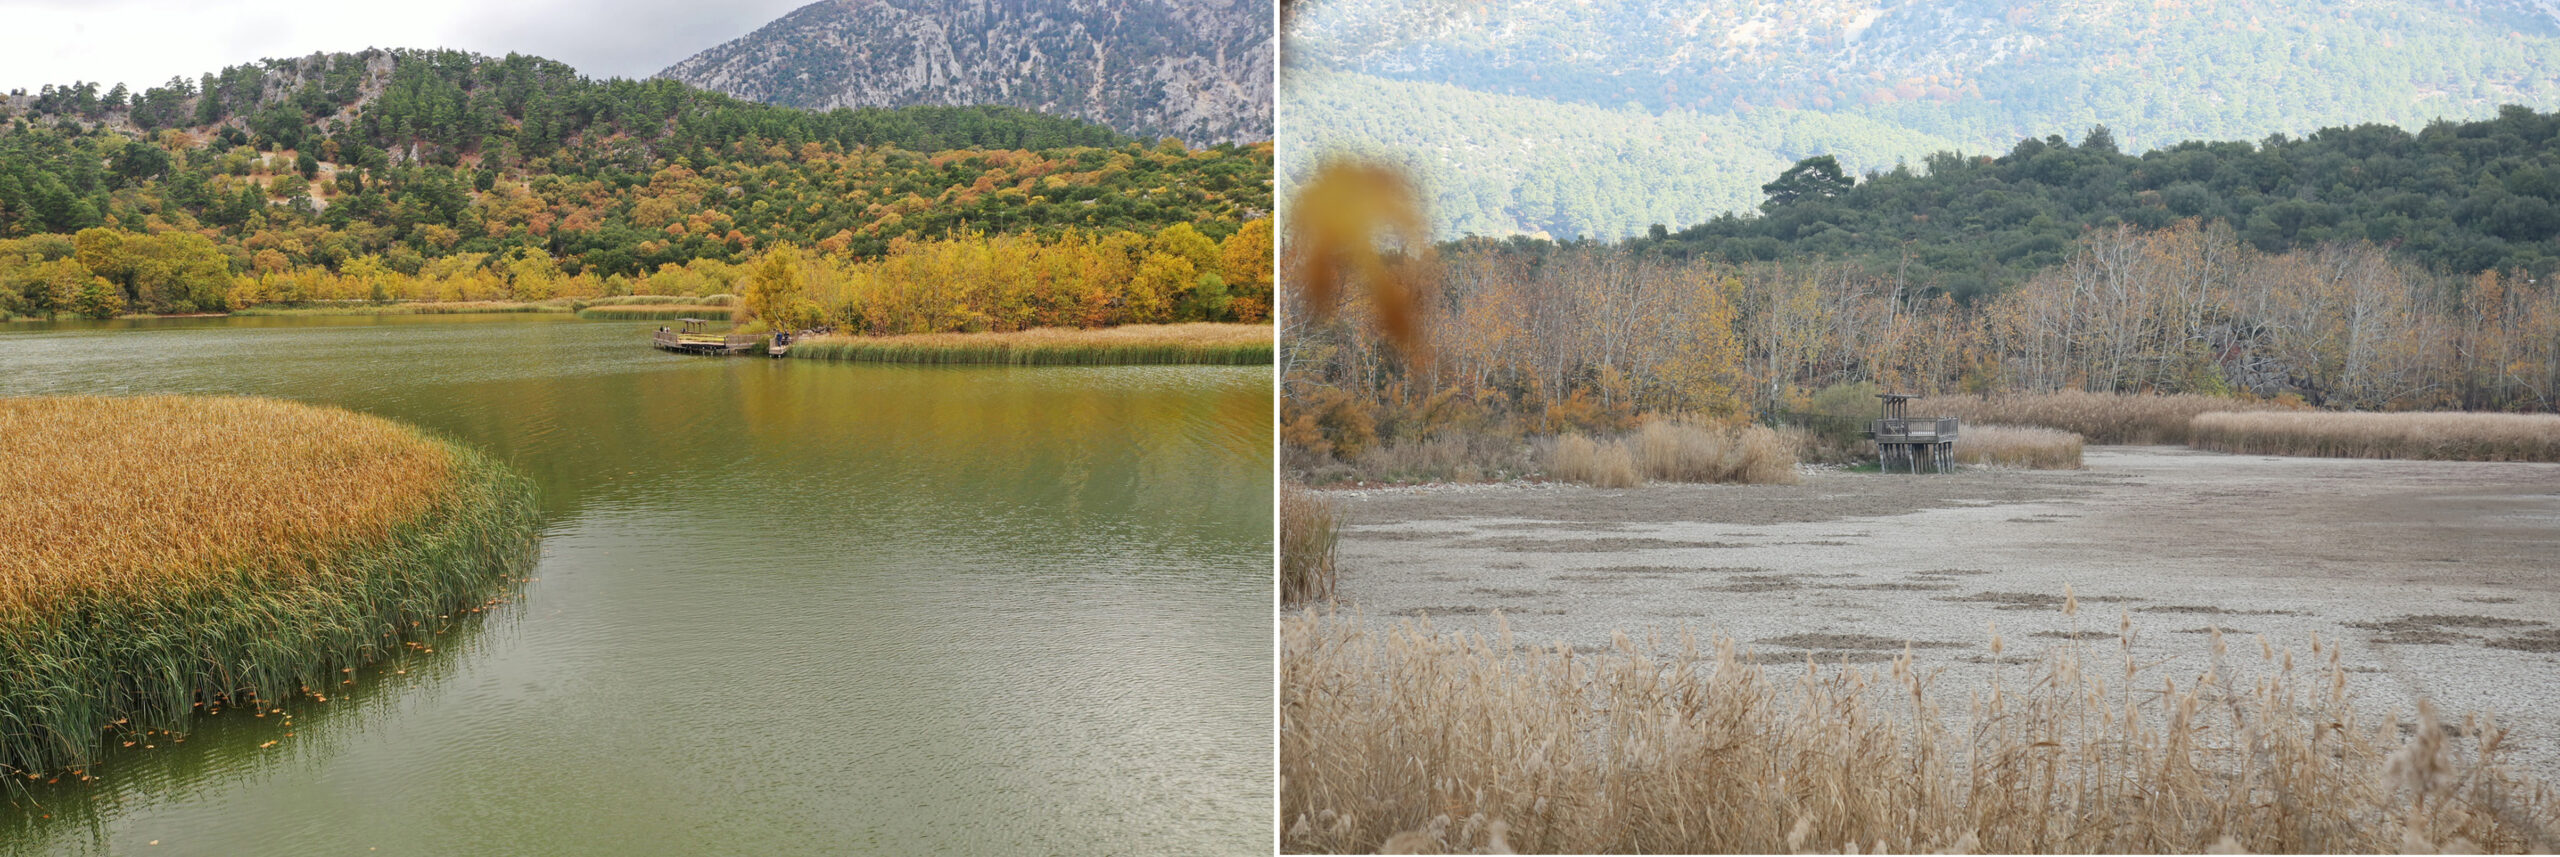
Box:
[0,315,1272,855]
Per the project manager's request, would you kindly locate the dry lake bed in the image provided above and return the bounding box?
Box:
[1321,445,2560,778]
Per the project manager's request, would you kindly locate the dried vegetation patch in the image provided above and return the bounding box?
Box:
[2189,411,2560,462]
[1282,609,2559,853]
[0,396,539,777]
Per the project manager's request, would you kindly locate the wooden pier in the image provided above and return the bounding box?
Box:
[652,318,762,356]
[1867,393,1960,473]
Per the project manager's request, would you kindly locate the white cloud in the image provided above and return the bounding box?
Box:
[0,0,810,92]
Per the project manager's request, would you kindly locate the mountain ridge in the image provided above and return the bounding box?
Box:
[662,0,1273,146]
[1284,0,2560,241]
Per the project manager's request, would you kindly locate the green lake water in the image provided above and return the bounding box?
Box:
[0,314,1273,855]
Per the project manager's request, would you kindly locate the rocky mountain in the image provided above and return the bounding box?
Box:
[1284,0,2560,240]
[661,0,1273,146]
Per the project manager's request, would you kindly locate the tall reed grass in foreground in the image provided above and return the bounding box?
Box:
[2191,411,2560,462]
[788,322,1272,366]
[1281,609,2556,854]
[1954,424,2086,469]
[1917,391,2289,444]
[1282,485,1344,605]
[1548,422,1799,487]
[0,396,539,777]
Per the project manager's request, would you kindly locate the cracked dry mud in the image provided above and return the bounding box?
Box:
[1313,445,2560,779]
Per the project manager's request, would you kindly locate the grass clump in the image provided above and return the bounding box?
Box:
[1916,391,2289,444]
[1282,485,1344,605]
[788,322,1272,366]
[1547,422,1799,488]
[1545,433,1639,488]
[2190,410,2560,462]
[1281,609,2558,854]
[1634,420,1799,485]
[0,396,540,778]
[1955,424,2086,469]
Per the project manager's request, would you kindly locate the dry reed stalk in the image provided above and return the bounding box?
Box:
[1282,484,1344,605]
[1917,391,2289,444]
[0,396,540,777]
[1633,419,1801,485]
[1954,424,2085,469]
[1280,609,2558,854]
[1546,434,1639,488]
[2190,410,2560,462]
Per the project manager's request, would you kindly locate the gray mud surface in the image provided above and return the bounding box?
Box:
[1315,446,2560,778]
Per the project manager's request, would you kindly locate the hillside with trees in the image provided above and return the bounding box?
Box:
[663,0,1274,146]
[1282,0,2560,241]
[1282,112,2560,472]
[1638,106,2560,301]
[0,49,1271,319]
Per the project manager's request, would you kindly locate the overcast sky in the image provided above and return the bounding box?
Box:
[0,0,814,92]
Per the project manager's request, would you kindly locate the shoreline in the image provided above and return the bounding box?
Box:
[785,322,1274,366]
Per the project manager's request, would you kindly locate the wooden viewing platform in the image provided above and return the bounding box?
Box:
[1866,393,1960,473]
[652,318,762,355]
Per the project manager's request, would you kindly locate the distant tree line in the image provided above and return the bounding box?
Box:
[1639,107,2560,302]
[0,49,1271,316]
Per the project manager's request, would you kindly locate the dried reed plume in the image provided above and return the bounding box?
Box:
[1634,420,1800,485]
[1282,484,1344,605]
[1281,609,2557,854]
[1548,423,1799,488]
[2190,410,2560,462]
[1954,424,2086,469]
[0,396,540,777]
[1545,434,1639,488]
[788,322,1272,366]
[1917,391,2289,444]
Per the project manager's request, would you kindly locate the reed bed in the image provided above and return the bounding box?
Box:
[582,293,737,307]
[574,305,740,321]
[1547,423,1799,488]
[1345,432,1540,485]
[1545,434,1639,488]
[1954,424,2086,469]
[1915,391,2287,444]
[786,322,1272,366]
[232,300,577,316]
[0,396,540,777]
[1282,485,1344,606]
[2190,411,2560,462]
[1281,608,2558,854]
[1634,420,1800,485]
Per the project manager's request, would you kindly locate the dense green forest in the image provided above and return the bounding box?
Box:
[1283,0,2560,240]
[0,49,1272,315]
[1632,106,2560,301]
